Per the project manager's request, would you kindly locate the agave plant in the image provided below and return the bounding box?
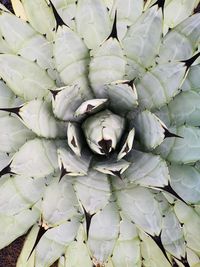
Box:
[0,0,200,266]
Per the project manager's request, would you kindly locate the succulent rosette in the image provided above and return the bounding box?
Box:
[0,0,200,266]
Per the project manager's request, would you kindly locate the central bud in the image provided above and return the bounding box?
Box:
[82,109,125,155]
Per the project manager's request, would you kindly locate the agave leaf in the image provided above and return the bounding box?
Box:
[136,62,186,110]
[58,147,91,177]
[169,164,200,204]
[134,110,167,150]
[10,0,27,20]
[181,64,200,92]
[174,201,200,254]
[75,0,111,49]
[75,98,108,117]
[115,186,162,236]
[109,0,143,40]
[161,209,185,259]
[122,5,162,80]
[50,0,77,30]
[158,13,200,63]
[124,150,169,188]
[67,122,82,157]
[9,138,59,178]
[0,176,45,216]
[155,125,200,164]
[163,0,200,34]
[187,248,200,267]
[0,116,35,153]
[0,11,34,52]
[118,128,135,160]
[0,54,55,101]
[98,81,138,115]
[89,38,126,95]
[0,81,22,113]
[93,158,130,177]
[0,33,12,54]
[111,213,141,267]
[35,218,80,267]
[139,230,171,267]
[88,202,120,264]
[19,99,67,138]
[0,11,58,81]
[51,85,86,121]
[54,25,91,96]
[16,224,39,267]
[74,170,111,214]
[20,0,56,41]
[0,207,40,249]
[41,178,80,226]
[155,90,200,127]
[65,225,93,267]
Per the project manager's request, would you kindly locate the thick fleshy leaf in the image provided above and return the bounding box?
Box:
[93,158,130,176]
[21,0,55,41]
[0,11,34,51]
[124,150,169,188]
[122,5,162,79]
[0,207,39,249]
[50,0,77,30]
[0,116,34,153]
[74,170,111,214]
[75,98,108,117]
[58,147,91,177]
[0,11,58,81]
[187,247,200,267]
[139,231,171,267]
[111,214,141,267]
[89,38,126,95]
[0,152,12,172]
[67,122,82,157]
[110,0,143,40]
[42,178,80,226]
[0,32,11,54]
[0,80,22,112]
[155,126,200,164]
[155,90,200,127]
[82,109,125,155]
[163,0,200,34]
[16,224,39,267]
[136,62,186,110]
[54,25,91,95]
[181,64,200,92]
[75,0,111,49]
[116,186,162,236]
[158,13,200,63]
[88,202,120,265]
[97,81,138,115]
[0,54,55,101]
[174,201,200,254]
[134,110,166,150]
[19,99,67,138]
[118,128,135,160]
[35,218,80,267]
[169,164,200,204]
[10,0,27,20]
[161,209,185,259]
[9,138,58,178]
[64,225,93,267]
[0,175,45,216]
[52,85,85,121]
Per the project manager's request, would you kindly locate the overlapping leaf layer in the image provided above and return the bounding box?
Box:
[0,0,200,266]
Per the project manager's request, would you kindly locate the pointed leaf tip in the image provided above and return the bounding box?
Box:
[107,10,119,41]
[49,0,67,30]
